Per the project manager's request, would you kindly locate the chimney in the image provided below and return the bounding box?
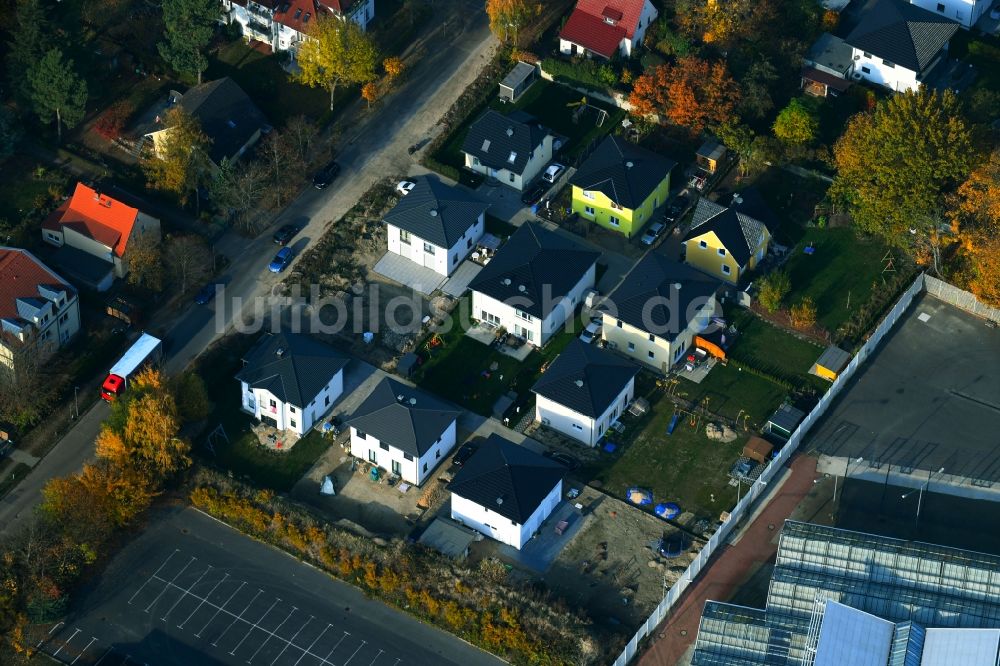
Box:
[275,347,286,358]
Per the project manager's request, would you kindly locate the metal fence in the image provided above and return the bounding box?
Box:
[609,273,927,666]
[924,275,1000,324]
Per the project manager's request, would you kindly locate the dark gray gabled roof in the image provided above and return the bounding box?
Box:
[461,110,551,176]
[468,222,599,320]
[383,177,489,248]
[235,333,350,407]
[347,377,461,457]
[449,434,564,524]
[846,0,958,72]
[532,339,639,418]
[178,77,270,165]
[683,198,768,267]
[570,136,676,210]
[606,253,720,341]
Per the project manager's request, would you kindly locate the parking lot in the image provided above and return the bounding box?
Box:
[38,508,504,666]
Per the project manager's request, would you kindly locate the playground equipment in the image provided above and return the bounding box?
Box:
[566,96,608,126]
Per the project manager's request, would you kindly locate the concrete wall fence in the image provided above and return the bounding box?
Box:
[610,272,944,665]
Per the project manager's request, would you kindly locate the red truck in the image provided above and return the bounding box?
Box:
[101,333,163,401]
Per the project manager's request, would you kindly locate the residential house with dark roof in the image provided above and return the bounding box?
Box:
[384,176,490,277]
[532,339,639,447]
[911,0,991,29]
[845,0,959,91]
[144,78,270,168]
[469,222,599,346]
[570,135,675,238]
[449,433,565,550]
[221,0,374,55]
[41,182,161,291]
[682,193,773,285]
[461,110,556,191]
[801,32,855,97]
[347,377,462,485]
[0,248,80,379]
[236,332,351,435]
[601,253,720,373]
[558,0,658,59]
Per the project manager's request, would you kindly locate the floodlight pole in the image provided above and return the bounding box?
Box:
[835,456,864,503]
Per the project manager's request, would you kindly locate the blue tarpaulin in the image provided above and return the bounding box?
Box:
[627,488,653,506]
[603,441,617,453]
[655,502,681,520]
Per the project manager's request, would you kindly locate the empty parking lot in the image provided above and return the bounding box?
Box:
[38,508,504,666]
[807,293,1000,484]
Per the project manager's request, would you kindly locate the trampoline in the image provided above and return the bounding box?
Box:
[655,502,681,520]
[626,487,653,506]
[658,532,690,558]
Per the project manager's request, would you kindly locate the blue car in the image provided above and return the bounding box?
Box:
[268,247,294,273]
[194,283,219,305]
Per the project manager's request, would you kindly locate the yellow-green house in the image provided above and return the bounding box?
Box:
[569,136,675,238]
[682,196,772,285]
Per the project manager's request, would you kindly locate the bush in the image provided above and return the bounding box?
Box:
[94,100,136,140]
[541,57,617,92]
[790,297,818,330]
[757,271,791,313]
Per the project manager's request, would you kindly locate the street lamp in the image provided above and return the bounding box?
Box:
[902,467,945,531]
[834,456,864,502]
[73,386,79,419]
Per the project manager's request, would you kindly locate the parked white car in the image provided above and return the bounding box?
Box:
[579,320,602,344]
[542,163,565,183]
[396,180,416,196]
[640,221,666,246]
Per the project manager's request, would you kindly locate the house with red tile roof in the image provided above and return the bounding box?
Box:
[221,0,374,56]
[41,183,161,291]
[559,0,658,59]
[0,247,81,378]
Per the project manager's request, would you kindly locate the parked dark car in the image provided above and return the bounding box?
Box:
[312,161,341,189]
[664,194,690,223]
[544,450,580,470]
[194,283,220,305]
[272,224,300,245]
[452,442,479,467]
[521,182,548,205]
[268,247,294,273]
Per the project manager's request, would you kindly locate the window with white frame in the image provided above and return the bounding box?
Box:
[722,264,731,275]
[699,240,708,249]
[584,206,595,216]
[515,309,533,322]
[399,229,411,244]
[424,242,434,254]
[608,215,620,226]
[582,190,595,200]
[718,248,726,256]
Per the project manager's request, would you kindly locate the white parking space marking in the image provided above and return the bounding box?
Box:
[294,623,332,666]
[144,555,196,613]
[128,549,179,605]
[52,627,80,657]
[247,606,297,663]
[323,632,349,662]
[71,636,98,664]
[163,564,213,621]
[271,615,313,665]
[181,572,229,629]
[367,649,384,665]
[94,646,115,665]
[229,597,279,655]
[213,588,264,647]
[198,580,247,638]
[343,640,366,665]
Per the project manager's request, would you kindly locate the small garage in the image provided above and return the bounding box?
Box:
[810,345,851,381]
[743,436,774,463]
[498,61,538,104]
[696,140,727,174]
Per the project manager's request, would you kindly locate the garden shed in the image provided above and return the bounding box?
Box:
[696,140,727,174]
[498,61,538,103]
[810,345,851,381]
[765,403,806,441]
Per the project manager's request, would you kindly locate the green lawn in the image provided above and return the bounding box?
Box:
[194,334,331,490]
[678,364,790,428]
[414,298,580,416]
[206,40,340,125]
[0,157,60,223]
[592,397,744,519]
[726,308,824,387]
[783,227,891,333]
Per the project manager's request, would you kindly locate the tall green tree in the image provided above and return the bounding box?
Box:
[159,0,218,84]
[6,0,51,102]
[832,89,975,249]
[296,18,379,110]
[773,98,818,147]
[27,49,87,143]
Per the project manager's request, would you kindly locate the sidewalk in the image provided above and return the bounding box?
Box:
[637,455,819,666]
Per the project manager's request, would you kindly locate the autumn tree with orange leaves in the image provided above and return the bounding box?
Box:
[629,58,739,135]
[949,148,1000,305]
[485,0,540,45]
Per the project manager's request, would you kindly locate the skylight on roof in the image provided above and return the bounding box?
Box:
[508,151,517,163]
[482,139,491,152]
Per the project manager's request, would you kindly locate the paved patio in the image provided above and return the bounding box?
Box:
[465,323,534,361]
[441,260,482,297]
[373,252,445,295]
[493,501,587,573]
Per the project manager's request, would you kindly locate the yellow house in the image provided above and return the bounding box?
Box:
[570,135,675,238]
[600,253,720,373]
[682,195,772,284]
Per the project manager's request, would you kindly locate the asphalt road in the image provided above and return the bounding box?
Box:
[37,507,505,666]
[0,2,495,538]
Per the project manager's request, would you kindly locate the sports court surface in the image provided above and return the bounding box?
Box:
[807,293,1000,484]
[37,508,504,666]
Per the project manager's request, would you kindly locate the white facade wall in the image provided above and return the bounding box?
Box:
[348,420,456,485]
[909,0,986,28]
[601,295,716,374]
[472,263,595,346]
[225,0,375,54]
[240,370,343,435]
[625,1,659,56]
[464,136,554,191]
[535,377,633,447]
[852,47,922,91]
[386,215,484,277]
[451,479,562,550]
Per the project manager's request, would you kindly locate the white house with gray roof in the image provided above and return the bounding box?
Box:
[236,332,350,435]
[384,176,490,277]
[532,339,639,447]
[347,377,462,485]
[461,110,556,191]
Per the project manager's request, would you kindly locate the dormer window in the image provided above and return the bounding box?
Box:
[604,16,616,24]
[294,8,301,18]
[303,11,310,22]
